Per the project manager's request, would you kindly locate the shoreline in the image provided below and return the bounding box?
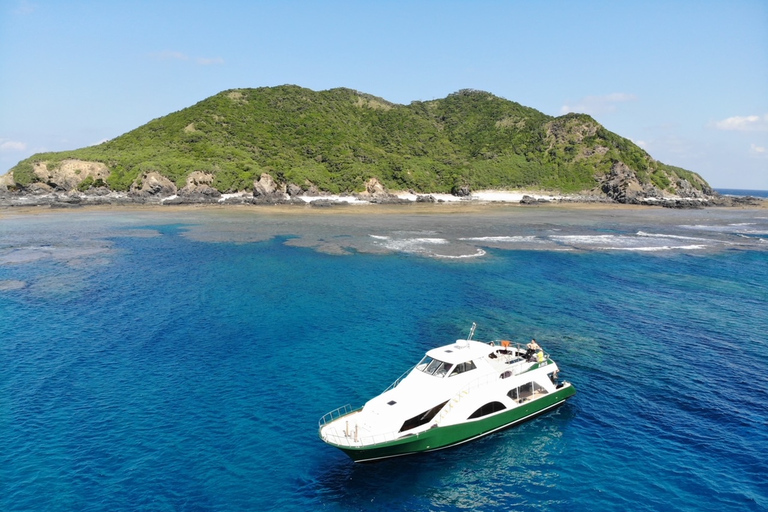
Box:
[0,200,657,217]
[0,189,765,215]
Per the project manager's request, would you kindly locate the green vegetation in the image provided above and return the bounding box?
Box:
[10,159,36,186]
[8,85,709,194]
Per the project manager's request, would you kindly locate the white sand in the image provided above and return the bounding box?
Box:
[469,191,564,202]
[393,190,564,203]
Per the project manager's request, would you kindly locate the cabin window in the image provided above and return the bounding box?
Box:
[449,361,477,377]
[399,400,449,432]
[468,401,506,419]
[508,382,548,402]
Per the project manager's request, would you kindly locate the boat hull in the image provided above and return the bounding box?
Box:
[323,383,575,462]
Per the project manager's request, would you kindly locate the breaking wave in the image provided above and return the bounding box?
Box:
[460,236,539,243]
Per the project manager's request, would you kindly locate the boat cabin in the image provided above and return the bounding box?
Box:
[416,339,537,380]
[416,340,496,378]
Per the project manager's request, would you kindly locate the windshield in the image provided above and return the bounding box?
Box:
[417,356,453,377]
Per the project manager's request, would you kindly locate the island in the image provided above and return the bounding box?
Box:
[0,86,762,208]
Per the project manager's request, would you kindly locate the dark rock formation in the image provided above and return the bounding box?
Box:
[601,162,650,203]
[129,172,177,198]
[286,183,303,197]
[177,171,221,202]
[253,173,286,200]
[453,185,471,197]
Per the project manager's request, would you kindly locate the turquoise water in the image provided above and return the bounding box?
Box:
[1,206,767,511]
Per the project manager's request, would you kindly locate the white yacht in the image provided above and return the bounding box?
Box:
[319,324,576,462]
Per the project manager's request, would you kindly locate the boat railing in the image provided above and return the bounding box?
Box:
[383,364,417,392]
[318,404,354,429]
[318,405,407,447]
[319,424,405,448]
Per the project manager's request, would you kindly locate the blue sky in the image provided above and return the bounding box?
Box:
[1,0,766,189]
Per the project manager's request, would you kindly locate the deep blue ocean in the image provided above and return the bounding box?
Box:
[716,189,768,198]
[1,205,767,511]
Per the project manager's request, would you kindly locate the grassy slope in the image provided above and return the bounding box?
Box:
[9,86,710,195]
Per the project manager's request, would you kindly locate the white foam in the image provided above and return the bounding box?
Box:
[679,224,719,230]
[551,235,625,245]
[434,249,488,259]
[394,192,419,201]
[681,223,768,235]
[218,192,250,202]
[371,236,448,254]
[392,192,463,202]
[470,191,563,202]
[460,236,539,243]
[299,195,368,204]
[551,234,713,252]
[637,231,711,242]
[411,238,448,244]
[471,191,526,202]
[606,245,708,252]
[731,226,768,235]
[393,230,438,236]
[429,194,463,202]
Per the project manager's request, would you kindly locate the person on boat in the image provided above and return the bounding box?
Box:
[525,339,541,361]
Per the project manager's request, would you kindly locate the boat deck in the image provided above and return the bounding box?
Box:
[320,409,398,447]
[485,343,548,377]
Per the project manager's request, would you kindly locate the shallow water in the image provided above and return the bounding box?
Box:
[1,206,766,511]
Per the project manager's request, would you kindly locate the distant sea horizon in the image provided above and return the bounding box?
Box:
[715,188,768,198]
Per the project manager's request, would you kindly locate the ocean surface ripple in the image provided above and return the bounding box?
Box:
[1,207,766,511]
